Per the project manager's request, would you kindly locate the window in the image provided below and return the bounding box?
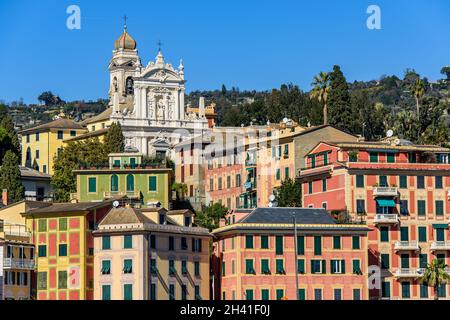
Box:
[436,200,444,216]
[181,260,188,275]
[435,176,443,189]
[261,235,269,249]
[37,272,47,290]
[380,227,389,242]
[124,284,133,300]
[194,261,200,276]
[36,149,40,159]
[419,254,428,269]
[356,175,364,188]
[168,284,175,300]
[400,226,409,241]
[124,235,133,249]
[387,152,395,163]
[401,282,411,298]
[221,261,226,277]
[297,259,305,274]
[126,174,134,192]
[181,237,188,250]
[59,218,67,231]
[400,200,409,216]
[314,236,322,255]
[245,289,254,300]
[57,130,63,140]
[58,271,67,289]
[381,254,390,269]
[308,181,313,194]
[245,235,254,249]
[297,236,305,255]
[418,227,427,242]
[352,236,361,249]
[102,236,111,250]
[285,167,289,179]
[333,236,341,249]
[43,165,47,173]
[438,284,446,298]
[88,177,97,193]
[311,260,325,274]
[276,259,285,274]
[314,288,322,300]
[409,153,416,163]
[275,236,283,255]
[276,169,281,180]
[437,229,445,242]
[38,219,47,232]
[417,176,425,189]
[159,213,166,225]
[401,254,410,268]
[331,260,345,274]
[38,245,47,257]
[245,260,255,274]
[169,236,175,251]
[381,281,390,298]
[227,176,231,189]
[102,285,111,300]
[399,175,407,188]
[298,289,306,300]
[218,177,222,190]
[379,176,388,187]
[261,289,269,300]
[26,134,30,143]
[123,259,133,274]
[148,176,157,192]
[353,289,361,300]
[101,260,111,275]
[334,289,342,300]
[150,235,156,249]
[276,289,284,300]
[356,199,365,214]
[322,178,327,192]
[70,130,76,137]
[58,244,67,257]
[418,200,426,216]
[370,152,378,163]
[181,285,187,300]
[420,283,429,298]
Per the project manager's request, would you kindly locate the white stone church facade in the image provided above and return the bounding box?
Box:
[107,25,209,158]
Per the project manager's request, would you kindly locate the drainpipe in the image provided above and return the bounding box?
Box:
[292,213,299,300]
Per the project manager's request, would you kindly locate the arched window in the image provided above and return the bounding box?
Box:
[110,175,119,192]
[126,77,134,95]
[126,174,134,192]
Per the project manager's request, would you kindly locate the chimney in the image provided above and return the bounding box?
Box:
[2,189,8,206]
[199,97,205,117]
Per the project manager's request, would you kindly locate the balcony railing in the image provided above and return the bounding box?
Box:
[431,241,450,251]
[104,191,140,199]
[394,241,420,251]
[374,214,399,224]
[3,258,35,270]
[373,187,398,197]
[395,268,424,278]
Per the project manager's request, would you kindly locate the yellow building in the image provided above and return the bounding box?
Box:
[64,109,113,145]
[93,205,211,300]
[20,118,87,175]
[0,220,35,300]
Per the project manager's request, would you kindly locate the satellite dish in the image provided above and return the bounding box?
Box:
[269,194,276,202]
[268,202,274,208]
[283,117,288,124]
[113,200,120,208]
[386,129,394,138]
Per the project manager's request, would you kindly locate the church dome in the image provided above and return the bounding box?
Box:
[114,29,137,50]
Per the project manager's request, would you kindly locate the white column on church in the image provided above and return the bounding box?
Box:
[179,89,185,120]
[141,137,148,155]
[135,85,141,119]
[175,89,180,121]
[141,86,147,119]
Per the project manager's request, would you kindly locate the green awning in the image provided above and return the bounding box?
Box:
[376,199,396,207]
[433,224,449,229]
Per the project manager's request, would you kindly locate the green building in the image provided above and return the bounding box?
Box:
[72,151,172,208]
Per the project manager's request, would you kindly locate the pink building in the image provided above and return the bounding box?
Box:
[212,207,370,300]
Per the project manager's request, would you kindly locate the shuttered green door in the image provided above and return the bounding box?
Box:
[314,236,322,255]
[126,174,134,192]
[275,236,283,255]
[102,285,111,300]
[149,176,157,191]
[111,175,118,192]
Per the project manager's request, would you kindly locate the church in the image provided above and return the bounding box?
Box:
[103,22,211,158]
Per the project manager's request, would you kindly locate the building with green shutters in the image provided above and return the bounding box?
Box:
[72,151,172,209]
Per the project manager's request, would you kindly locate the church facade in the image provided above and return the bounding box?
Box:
[107,25,209,158]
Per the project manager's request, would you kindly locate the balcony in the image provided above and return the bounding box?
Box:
[394,241,420,251]
[431,241,450,251]
[395,268,424,278]
[104,191,140,199]
[374,214,400,224]
[373,187,398,198]
[3,258,35,270]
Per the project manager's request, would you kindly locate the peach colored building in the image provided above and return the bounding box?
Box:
[212,207,370,300]
[301,137,450,299]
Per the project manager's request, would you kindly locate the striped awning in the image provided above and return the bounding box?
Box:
[432,224,449,229]
[376,199,396,207]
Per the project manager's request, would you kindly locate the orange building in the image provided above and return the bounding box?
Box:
[301,137,450,299]
[212,207,370,300]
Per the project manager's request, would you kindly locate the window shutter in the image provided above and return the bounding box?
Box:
[321,260,326,274]
[341,260,346,274]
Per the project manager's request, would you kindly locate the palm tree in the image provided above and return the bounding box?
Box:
[421,258,450,300]
[310,72,331,125]
[411,78,425,117]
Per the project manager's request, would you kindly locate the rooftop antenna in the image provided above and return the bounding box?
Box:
[123,15,128,31]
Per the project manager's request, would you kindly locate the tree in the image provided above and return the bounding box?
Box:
[411,78,425,117]
[353,92,390,140]
[38,91,61,106]
[0,104,20,158]
[195,203,229,231]
[327,65,357,133]
[393,111,420,142]
[0,151,25,204]
[310,71,331,125]
[172,182,188,200]
[104,122,125,154]
[275,178,302,207]
[221,84,227,95]
[52,138,108,202]
[440,66,450,81]
[421,258,450,300]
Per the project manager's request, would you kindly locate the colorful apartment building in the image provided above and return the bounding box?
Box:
[64,109,113,145]
[19,118,87,175]
[23,201,112,300]
[93,205,211,300]
[300,137,450,299]
[0,220,35,300]
[212,207,370,300]
[72,150,171,209]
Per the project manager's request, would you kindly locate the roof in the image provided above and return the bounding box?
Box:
[99,207,154,226]
[63,128,109,142]
[0,200,51,212]
[19,166,51,180]
[80,108,112,125]
[19,118,86,134]
[167,209,193,216]
[240,207,336,224]
[25,201,112,215]
[326,140,450,153]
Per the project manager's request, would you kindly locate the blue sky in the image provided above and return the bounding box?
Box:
[0,0,449,104]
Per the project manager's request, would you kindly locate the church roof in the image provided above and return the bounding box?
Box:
[81,108,112,125]
[19,118,86,134]
[114,29,137,50]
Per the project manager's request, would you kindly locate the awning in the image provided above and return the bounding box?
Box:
[433,224,449,229]
[376,199,396,207]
